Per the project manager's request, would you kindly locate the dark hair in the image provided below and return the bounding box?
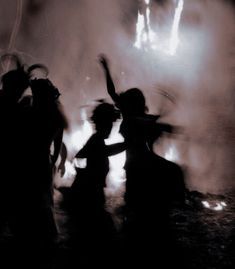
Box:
[91,103,120,124]
[119,88,147,115]
[30,78,61,101]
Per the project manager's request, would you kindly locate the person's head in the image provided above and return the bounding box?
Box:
[119,88,147,116]
[30,78,60,106]
[1,68,29,101]
[91,102,120,138]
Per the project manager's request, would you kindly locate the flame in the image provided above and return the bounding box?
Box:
[105,121,126,192]
[134,0,184,56]
[169,0,184,55]
[68,119,126,190]
[201,200,227,211]
[134,0,157,51]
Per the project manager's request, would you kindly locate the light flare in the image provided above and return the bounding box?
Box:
[64,117,126,190]
[201,200,227,211]
[105,121,126,191]
[164,145,178,162]
[169,0,184,55]
[134,0,184,56]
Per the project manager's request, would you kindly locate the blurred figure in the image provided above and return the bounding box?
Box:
[0,55,30,234]
[99,55,186,267]
[23,78,68,250]
[70,102,125,264]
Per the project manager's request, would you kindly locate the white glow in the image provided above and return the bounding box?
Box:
[134,12,145,49]
[213,202,223,211]
[220,201,227,207]
[202,200,210,209]
[134,0,184,56]
[63,160,76,178]
[105,121,126,189]
[164,145,178,162]
[201,200,227,211]
[169,0,184,56]
[70,120,93,152]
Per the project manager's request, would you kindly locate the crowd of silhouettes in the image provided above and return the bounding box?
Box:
[0,53,186,268]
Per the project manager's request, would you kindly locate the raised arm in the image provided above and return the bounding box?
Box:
[99,55,120,105]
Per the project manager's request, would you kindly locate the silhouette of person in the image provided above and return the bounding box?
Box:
[0,57,30,234]
[69,102,125,263]
[99,55,185,267]
[24,78,68,249]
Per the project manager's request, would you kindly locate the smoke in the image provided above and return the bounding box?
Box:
[0,0,235,193]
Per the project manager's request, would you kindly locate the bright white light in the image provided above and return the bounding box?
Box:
[201,200,227,211]
[105,121,126,189]
[202,200,210,209]
[134,0,184,56]
[164,146,178,162]
[220,201,227,207]
[70,120,93,152]
[134,12,145,49]
[213,202,223,211]
[168,0,184,55]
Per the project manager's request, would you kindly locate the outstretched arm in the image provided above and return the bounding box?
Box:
[99,55,120,105]
[105,142,126,156]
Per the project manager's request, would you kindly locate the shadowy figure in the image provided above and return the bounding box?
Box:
[99,55,186,267]
[0,55,32,238]
[20,78,68,251]
[68,102,125,263]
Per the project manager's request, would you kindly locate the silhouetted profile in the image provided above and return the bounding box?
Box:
[99,55,186,267]
[69,102,125,263]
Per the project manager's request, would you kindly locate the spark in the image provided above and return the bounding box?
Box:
[168,0,184,56]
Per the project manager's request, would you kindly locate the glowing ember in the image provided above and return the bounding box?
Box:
[201,200,227,211]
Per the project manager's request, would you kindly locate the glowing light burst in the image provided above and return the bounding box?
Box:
[105,121,126,190]
[164,145,178,162]
[134,0,157,51]
[201,200,227,211]
[134,0,184,56]
[69,118,126,189]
